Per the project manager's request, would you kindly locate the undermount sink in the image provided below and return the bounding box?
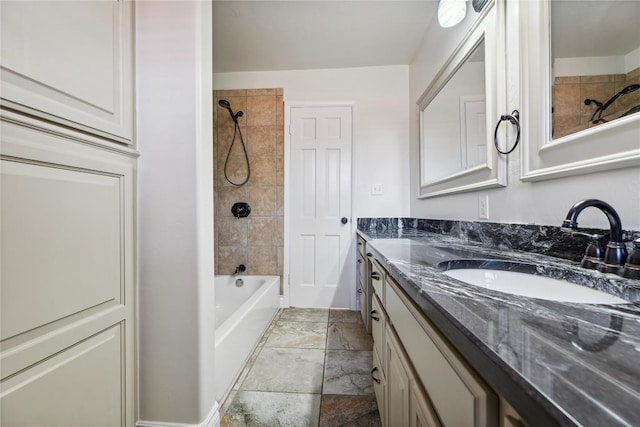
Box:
[438,260,627,305]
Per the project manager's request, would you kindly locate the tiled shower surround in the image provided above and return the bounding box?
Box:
[213,89,284,278]
[552,66,640,138]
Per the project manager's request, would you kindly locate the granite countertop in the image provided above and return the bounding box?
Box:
[358,227,640,427]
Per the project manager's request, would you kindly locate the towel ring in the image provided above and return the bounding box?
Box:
[494,109,520,155]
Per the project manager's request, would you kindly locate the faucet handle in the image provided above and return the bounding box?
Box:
[621,239,640,279]
[581,234,605,270]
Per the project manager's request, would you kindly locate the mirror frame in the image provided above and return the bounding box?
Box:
[417,0,506,199]
[520,0,640,182]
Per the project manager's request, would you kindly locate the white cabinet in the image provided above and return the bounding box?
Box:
[1,2,137,425]
[0,0,134,143]
[366,251,499,427]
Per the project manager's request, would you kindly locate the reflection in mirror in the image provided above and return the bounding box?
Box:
[551,1,640,140]
[422,40,486,183]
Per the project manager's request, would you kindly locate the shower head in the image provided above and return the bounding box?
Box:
[218,99,243,123]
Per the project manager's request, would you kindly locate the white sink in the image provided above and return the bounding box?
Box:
[442,268,627,304]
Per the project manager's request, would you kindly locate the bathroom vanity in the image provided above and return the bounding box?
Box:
[358,220,640,427]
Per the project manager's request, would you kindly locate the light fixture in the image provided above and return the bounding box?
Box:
[437,0,467,28]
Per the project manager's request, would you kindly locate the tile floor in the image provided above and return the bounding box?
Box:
[220,308,382,426]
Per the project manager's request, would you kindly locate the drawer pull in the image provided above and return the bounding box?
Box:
[358,288,363,294]
[358,241,363,246]
[371,367,381,384]
[371,310,380,321]
[366,252,373,257]
[357,259,363,264]
[371,272,381,280]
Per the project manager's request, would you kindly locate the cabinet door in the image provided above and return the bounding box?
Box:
[371,294,386,374]
[1,121,136,426]
[410,380,442,427]
[372,347,386,426]
[0,0,134,143]
[386,326,410,427]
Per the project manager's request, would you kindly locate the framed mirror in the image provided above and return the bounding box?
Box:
[520,0,640,181]
[417,0,506,198]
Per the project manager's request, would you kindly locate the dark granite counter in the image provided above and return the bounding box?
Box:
[357,221,640,427]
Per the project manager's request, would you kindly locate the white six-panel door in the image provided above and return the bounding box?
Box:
[289,106,352,308]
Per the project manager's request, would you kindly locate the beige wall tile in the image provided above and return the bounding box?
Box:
[247,126,277,156]
[249,156,278,186]
[276,95,284,126]
[247,96,276,126]
[218,89,247,97]
[218,218,248,246]
[247,88,277,96]
[247,186,278,216]
[216,186,248,218]
[580,75,612,84]
[554,76,580,85]
[627,67,640,80]
[276,88,283,96]
[217,246,248,275]
[248,217,278,246]
[217,154,251,188]
[248,247,278,275]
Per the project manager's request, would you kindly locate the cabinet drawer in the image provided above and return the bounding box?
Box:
[371,260,385,301]
[371,293,386,373]
[386,282,496,427]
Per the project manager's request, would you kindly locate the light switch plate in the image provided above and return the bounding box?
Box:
[371,184,383,195]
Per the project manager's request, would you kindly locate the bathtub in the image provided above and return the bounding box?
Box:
[214,275,280,402]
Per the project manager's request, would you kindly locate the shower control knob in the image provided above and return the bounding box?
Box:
[341,217,348,224]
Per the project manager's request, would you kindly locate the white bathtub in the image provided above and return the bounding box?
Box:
[214,275,280,402]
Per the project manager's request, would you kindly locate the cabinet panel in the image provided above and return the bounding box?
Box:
[410,380,442,427]
[386,281,496,427]
[386,326,410,427]
[0,0,133,142]
[1,160,122,340]
[1,325,124,427]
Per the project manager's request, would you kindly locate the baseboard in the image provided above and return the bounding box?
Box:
[137,400,220,427]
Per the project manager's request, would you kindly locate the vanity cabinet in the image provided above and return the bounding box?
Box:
[365,247,499,427]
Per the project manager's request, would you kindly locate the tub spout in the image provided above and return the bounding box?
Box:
[234,264,246,275]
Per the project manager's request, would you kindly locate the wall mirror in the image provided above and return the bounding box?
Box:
[520,0,640,181]
[418,1,506,198]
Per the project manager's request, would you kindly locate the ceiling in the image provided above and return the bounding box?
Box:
[212,0,439,73]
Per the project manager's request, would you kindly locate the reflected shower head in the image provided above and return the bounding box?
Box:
[218,99,231,109]
[621,84,640,95]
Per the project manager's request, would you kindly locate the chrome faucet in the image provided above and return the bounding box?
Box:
[562,199,627,274]
[234,264,246,275]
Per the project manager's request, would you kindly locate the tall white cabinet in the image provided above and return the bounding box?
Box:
[1,1,137,426]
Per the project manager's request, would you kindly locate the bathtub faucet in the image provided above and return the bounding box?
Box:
[234,264,246,275]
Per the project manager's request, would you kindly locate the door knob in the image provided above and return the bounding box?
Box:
[341,217,348,224]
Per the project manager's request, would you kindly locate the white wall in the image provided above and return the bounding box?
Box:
[214,65,411,219]
[137,2,217,426]
[410,9,640,231]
